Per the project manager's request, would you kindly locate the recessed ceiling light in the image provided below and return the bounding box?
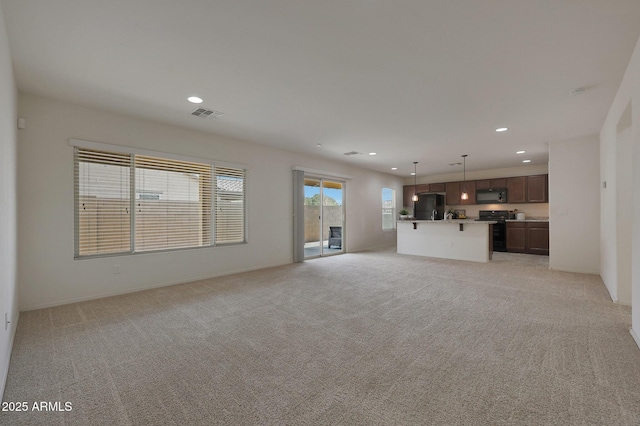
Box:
[496,127,508,132]
[187,96,203,104]
[569,87,585,95]
[522,159,531,163]
[410,172,416,176]
[369,152,377,156]
[316,143,322,147]
[516,150,525,154]
[391,167,398,170]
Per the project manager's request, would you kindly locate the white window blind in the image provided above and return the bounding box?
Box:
[73,144,246,258]
[75,148,131,256]
[214,167,246,244]
[134,155,212,252]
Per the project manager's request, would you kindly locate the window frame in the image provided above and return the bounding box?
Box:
[71,139,248,259]
[382,187,396,231]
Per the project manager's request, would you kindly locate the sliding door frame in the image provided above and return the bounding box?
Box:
[293,168,348,262]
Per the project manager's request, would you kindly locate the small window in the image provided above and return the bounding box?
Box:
[382,188,396,230]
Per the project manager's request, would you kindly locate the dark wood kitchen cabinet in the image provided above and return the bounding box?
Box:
[445,181,475,205]
[527,222,549,255]
[490,178,507,189]
[507,221,549,255]
[476,178,507,190]
[429,182,446,192]
[475,179,491,190]
[403,183,446,206]
[406,173,547,207]
[527,174,548,203]
[507,176,527,203]
[460,181,476,205]
[403,186,414,207]
[506,222,526,253]
[445,182,460,205]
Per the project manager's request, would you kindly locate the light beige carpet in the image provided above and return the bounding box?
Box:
[2,248,640,425]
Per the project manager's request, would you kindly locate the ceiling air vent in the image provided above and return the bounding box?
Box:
[191,107,224,119]
[343,151,361,156]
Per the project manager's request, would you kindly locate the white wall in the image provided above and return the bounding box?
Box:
[616,124,632,304]
[600,34,640,347]
[17,93,403,310]
[548,135,600,274]
[0,3,18,398]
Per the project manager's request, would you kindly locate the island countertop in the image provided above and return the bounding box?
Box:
[398,219,497,224]
[397,219,494,262]
[505,219,549,223]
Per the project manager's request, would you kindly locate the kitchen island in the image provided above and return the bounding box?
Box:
[397,219,496,262]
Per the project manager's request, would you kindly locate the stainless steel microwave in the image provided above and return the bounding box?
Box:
[476,188,507,204]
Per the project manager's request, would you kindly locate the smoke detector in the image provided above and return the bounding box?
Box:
[191,107,224,118]
[343,151,362,156]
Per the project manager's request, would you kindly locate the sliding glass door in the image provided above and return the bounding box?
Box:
[303,178,344,259]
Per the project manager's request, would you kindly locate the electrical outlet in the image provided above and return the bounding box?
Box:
[113,264,121,274]
[449,241,454,248]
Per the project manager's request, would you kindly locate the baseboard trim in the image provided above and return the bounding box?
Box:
[20,261,292,311]
[547,266,600,275]
[631,328,640,350]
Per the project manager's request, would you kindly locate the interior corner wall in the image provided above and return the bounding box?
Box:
[548,135,600,274]
[616,124,633,305]
[600,33,640,346]
[16,93,403,310]
[0,3,19,398]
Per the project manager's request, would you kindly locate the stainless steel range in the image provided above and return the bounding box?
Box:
[476,210,510,252]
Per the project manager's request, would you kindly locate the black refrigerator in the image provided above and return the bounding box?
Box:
[414,194,445,220]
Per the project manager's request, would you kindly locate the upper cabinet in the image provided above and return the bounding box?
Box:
[429,182,446,192]
[506,176,527,203]
[475,178,507,190]
[445,181,475,205]
[475,179,491,190]
[403,174,547,206]
[506,174,548,204]
[403,182,446,206]
[415,184,431,194]
[445,182,460,206]
[403,186,415,207]
[527,174,548,203]
[460,181,476,205]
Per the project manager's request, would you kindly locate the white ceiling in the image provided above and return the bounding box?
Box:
[3,0,640,177]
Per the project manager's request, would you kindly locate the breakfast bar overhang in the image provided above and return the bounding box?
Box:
[397,220,496,263]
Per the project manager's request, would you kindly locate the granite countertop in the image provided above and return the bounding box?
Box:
[398,219,497,224]
[505,218,549,222]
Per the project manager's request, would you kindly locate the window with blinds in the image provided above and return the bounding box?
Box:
[214,167,246,244]
[135,155,212,252]
[74,146,246,258]
[75,148,131,257]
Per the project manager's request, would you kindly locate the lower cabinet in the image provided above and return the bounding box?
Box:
[506,222,526,253]
[506,221,549,255]
[527,222,549,255]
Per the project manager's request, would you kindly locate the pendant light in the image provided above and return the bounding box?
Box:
[460,155,469,201]
[412,162,419,202]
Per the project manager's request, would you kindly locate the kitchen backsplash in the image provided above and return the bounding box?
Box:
[408,203,549,219]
